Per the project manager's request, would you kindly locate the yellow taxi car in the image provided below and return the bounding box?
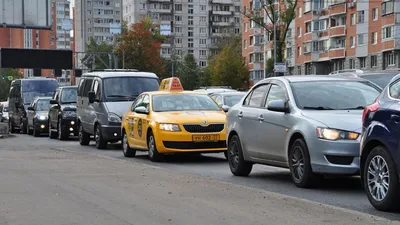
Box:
[121,77,228,162]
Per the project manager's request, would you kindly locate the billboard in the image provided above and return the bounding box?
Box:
[160,24,171,36]
[0,48,73,69]
[0,0,51,29]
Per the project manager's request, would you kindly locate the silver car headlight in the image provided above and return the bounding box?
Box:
[63,111,76,118]
[316,127,359,141]
[159,123,181,132]
[108,113,121,123]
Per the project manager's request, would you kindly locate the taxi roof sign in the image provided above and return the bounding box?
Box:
[159,77,184,91]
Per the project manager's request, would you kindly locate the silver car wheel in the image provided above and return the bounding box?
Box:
[291,146,305,181]
[367,155,390,202]
[123,133,128,154]
[229,140,239,169]
[148,136,155,158]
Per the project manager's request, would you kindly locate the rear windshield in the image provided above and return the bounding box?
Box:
[361,74,398,88]
[291,81,381,110]
[224,94,245,106]
[103,77,159,101]
[22,80,58,104]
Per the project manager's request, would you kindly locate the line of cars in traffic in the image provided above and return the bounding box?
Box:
[4,69,400,212]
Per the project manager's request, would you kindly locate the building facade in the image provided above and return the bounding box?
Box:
[243,0,400,84]
[123,0,242,67]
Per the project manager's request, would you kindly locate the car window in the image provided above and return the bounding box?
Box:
[389,79,400,99]
[93,80,101,100]
[35,99,51,111]
[152,94,221,112]
[60,88,77,104]
[248,84,270,107]
[214,95,222,105]
[224,94,245,107]
[53,89,60,101]
[77,79,85,97]
[362,74,398,89]
[264,85,286,107]
[291,81,381,110]
[131,95,144,111]
[139,95,150,110]
[103,77,159,101]
[82,79,93,97]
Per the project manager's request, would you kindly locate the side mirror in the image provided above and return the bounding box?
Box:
[221,105,230,113]
[267,100,289,113]
[27,106,35,111]
[88,91,95,104]
[50,99,58,105]
[134,106,149,114]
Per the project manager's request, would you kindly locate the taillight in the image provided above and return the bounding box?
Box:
[362,101,380,124]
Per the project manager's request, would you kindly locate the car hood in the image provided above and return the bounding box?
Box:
[35,111,49,117]
[104,101,133,117]
[61,104,76,111]
[154,111,226,124]
[301,110,363,133]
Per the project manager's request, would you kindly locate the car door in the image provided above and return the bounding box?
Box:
[237,83,271,158]
[89,79,101,128]
[50,89,60,129]
[258,81,293,162]
[134,94,151,148]
[126,95,144,147]
[27,101,36,128]
[81,78,94,133]
[385,79,400,163]
[76,78,85,126]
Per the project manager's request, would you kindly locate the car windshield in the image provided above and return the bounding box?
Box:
[291,81,381,110]
[22,80,58,105]
[61,88,77,104]
[36,99,51,111]
[361,74,398,88]
[224,94,245,107]
[152,94,221,112]
[103,77,159,101]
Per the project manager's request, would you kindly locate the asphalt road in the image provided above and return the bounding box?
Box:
[4,133,400,222]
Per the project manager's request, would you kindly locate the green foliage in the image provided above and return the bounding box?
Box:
[0,69,23,101]
[206,37,249,89]
[175,54,202,90]
[266,58,274,73]
[82,37,114,69]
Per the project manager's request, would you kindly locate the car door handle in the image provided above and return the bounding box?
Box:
[238,111,243,118]
[258,115,264,121]
[391,115,400,123]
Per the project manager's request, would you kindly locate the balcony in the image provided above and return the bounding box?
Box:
[328,47,345,58]
[148,8,172,14]
[209,0,233,4]
[253,46,263,53]
[329,3,346,15]
[211,10,232,15]
[148,0,172,2]
[304,33,313,42]
[329,26,346,37]
[213,21,234,26]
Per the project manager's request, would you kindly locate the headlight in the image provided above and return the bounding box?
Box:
[63,111,76,118]
[316,127,359,141]
[108,113,121,123]
[37,115,47,120]
[159,123,181,131]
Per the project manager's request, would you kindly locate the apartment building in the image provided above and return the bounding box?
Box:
[74,0,122,69]
[123,0,242,67]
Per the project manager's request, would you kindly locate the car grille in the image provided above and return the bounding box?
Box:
[163,141,227,149]
[183,124,224,133]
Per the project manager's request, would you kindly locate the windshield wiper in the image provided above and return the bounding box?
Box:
[340,106,365,110]
[303,106,334,110]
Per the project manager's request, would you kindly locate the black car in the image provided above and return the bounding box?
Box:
[48,86,78,140]
[26,97,52,137]
[329,69,399,89]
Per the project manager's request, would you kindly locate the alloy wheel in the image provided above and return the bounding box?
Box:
[367,155,390,201]
[123,133,128,154]
[228,140,239,169]
[148,135,155,158]
[291,146,305,181]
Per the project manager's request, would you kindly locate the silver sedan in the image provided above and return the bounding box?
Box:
[226,76,382,188]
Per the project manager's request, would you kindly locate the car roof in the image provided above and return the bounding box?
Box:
[144,90,209,96]
[59,85,78,89]
[213,91,246,96]
[267,75,367,83]
[82,71,158,79]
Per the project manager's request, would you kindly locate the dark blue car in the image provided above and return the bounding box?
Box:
[360,74,400,211]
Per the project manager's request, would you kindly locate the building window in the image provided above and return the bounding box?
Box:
[372,8,378,21]
[200,5,206,11]
[371,32,377,45]
[188,43,193,48]
[297,27,301,37]
[305,22,311,33]
[359,57,366,68]
[357,10,365,23]
[349,59,356,69]
[382,26,394,39]
[174,26,182,33]
[286,47,293,58]
[350,13,356,26]
[381,1,394,16]
[350,36,355,47]
[371,55,378,67]
[175,4,182,11]
[175,38,182,44]
[298,7,302,18]
[188,8,193,14]
[175,15,182,21]
[199,61,207,67]
[243,39,247,48]
[199,50,207,57]
[297,46,301,56]
[200,27,206,33]
[386,52,395,66]
[200,16,207,23]
[357,34,365,45]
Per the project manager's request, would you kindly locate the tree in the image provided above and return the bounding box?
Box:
[0,69,23,101]
[207,36,249,89]
[175,54,202,90]
[82,37,114,70]
[243,0,298,68]
[115,17,165,75]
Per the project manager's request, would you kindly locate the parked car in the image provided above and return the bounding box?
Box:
[8,78,58,133]
[77,69,159,149]
[329,69,399,89]
[48,86,78,140]
[193,86,236,95]
[26,97,52,137]
[226,76,382,188]
[210,91,246,110]
[360,74,400,211]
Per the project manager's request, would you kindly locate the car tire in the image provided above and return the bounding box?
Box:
[78,124,90,146]
[147,131,163,162]
[28,124,33,135]
[9,120,15,133]
[33,122,40,137]
[122,131,136,157]
[363,146,400,211]
[228,135,253,176]
[48,121,57,139]
[21,121,27,134]
[95,125,107,149]
[58,118,68,140]
[289,138,316,188]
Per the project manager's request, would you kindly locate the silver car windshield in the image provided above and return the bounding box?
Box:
[290,81,381,110]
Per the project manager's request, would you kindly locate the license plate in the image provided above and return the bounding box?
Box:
[192,134,220,142]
